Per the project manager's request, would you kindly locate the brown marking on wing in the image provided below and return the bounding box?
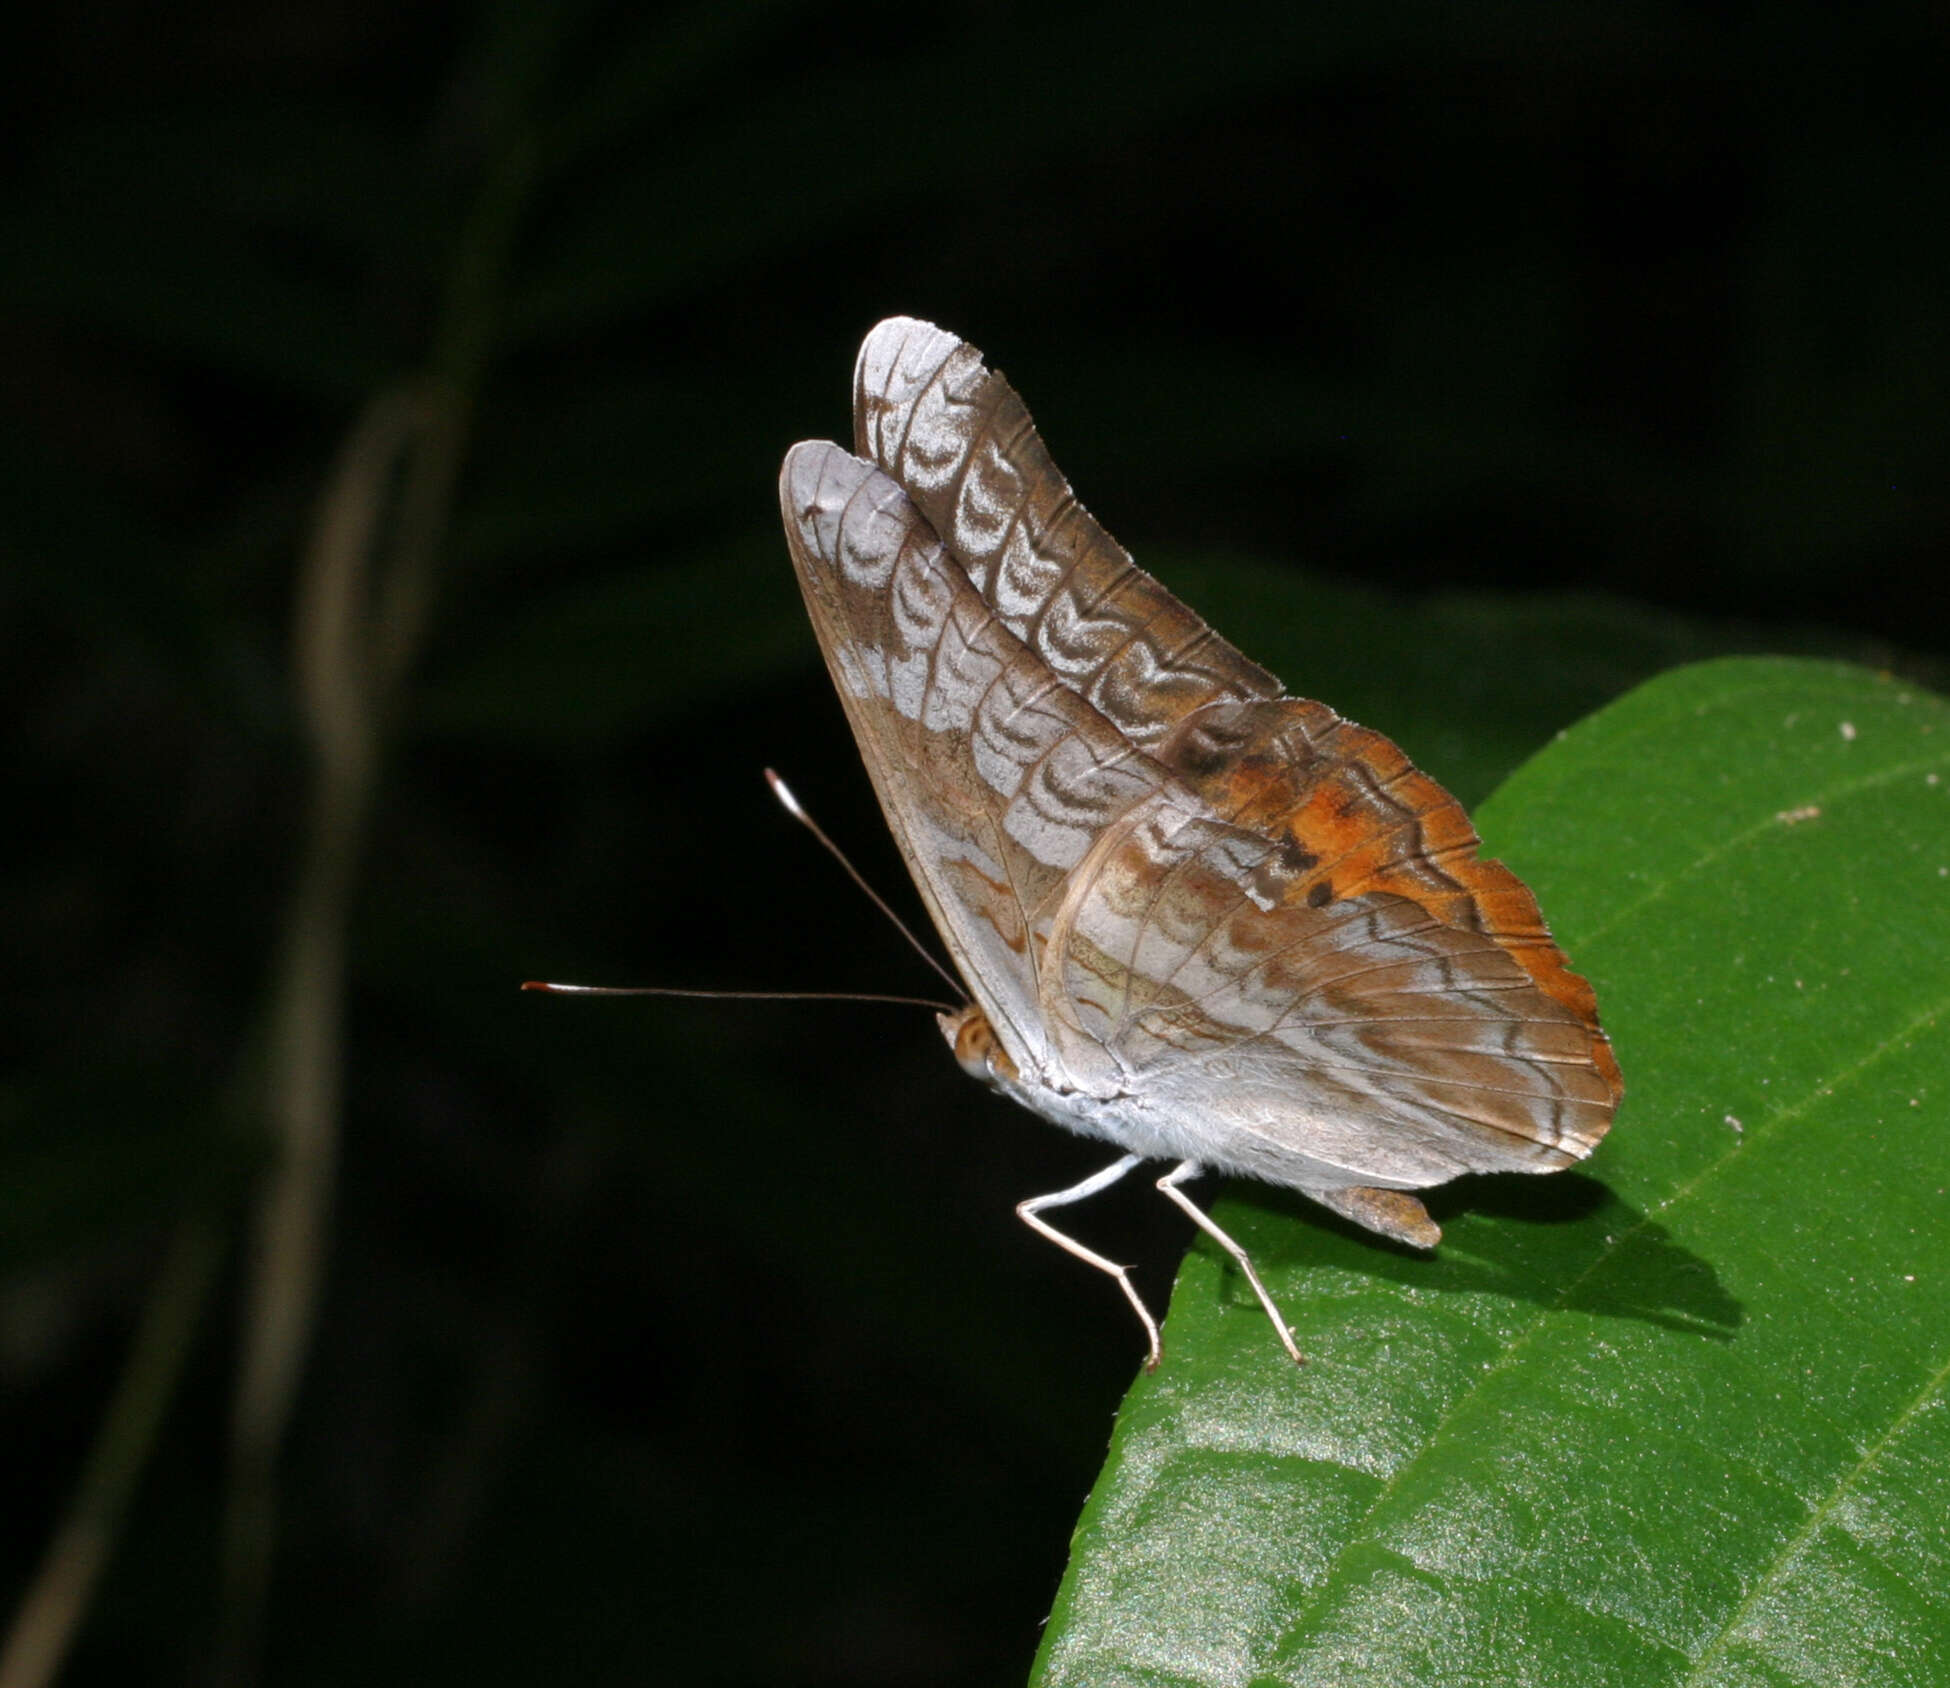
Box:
[938,854,1030,955]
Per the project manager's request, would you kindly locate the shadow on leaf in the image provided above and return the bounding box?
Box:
[1215,1172,1743,1344]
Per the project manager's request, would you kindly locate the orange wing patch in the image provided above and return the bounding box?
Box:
[1161,696,1623,1110]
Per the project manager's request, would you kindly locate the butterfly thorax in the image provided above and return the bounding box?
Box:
[941,1003,1149,1150]
[940,1001,1346,1181]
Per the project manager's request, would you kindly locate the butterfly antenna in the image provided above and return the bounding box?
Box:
[763,768,966,1001]
[520,982,955,1010]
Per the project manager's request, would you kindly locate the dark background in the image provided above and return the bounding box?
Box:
[5,3,1945,1684]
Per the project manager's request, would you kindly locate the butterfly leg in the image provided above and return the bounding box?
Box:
[1155,1161,1304,1365]
[1016,1154,1164,1370]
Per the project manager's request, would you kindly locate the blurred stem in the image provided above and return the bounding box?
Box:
[212,78,538,1688]
[212,382,424,1688]
[0,1221,224,1688]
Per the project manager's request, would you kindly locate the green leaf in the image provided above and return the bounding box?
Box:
[1033,657,1950,1687]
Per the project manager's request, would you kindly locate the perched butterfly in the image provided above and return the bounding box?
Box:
[779,318,1621,1366]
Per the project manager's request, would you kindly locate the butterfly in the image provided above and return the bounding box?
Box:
[779,317,1621,1366]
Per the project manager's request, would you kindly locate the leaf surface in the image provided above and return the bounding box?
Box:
[1034,657,1950,1688]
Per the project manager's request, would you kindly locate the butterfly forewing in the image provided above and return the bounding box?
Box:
[780,440,1192,1080]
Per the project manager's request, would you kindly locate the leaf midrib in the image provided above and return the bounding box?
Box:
[1677,1353,1950,1684]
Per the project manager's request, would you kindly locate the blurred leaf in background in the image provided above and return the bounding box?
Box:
[3,2,1945,1683]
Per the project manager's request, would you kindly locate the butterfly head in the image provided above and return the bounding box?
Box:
[939,1003,1020,1087]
